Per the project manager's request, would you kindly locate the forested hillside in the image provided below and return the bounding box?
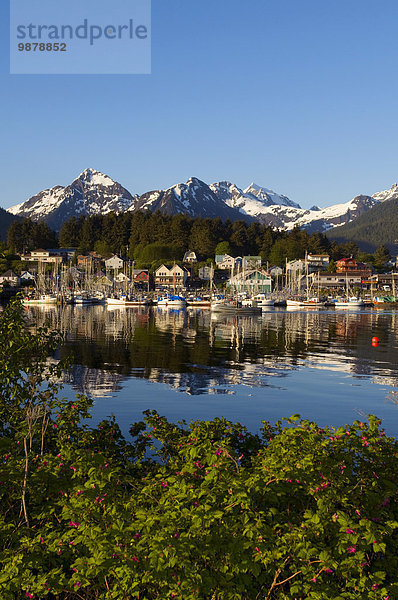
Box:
[0,207,20,241]
[6,210,382,268]
[327,198,398,252]
[54,211,332,265]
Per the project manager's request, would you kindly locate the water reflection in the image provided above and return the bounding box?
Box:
[24,305,398,399]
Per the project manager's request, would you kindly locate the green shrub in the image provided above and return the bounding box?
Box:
[0,298,397,599]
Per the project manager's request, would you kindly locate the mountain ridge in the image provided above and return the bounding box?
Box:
[7,168,397,234]
[326,185,398,252]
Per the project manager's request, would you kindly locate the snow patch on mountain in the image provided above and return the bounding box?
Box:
[9,168,136,230]
[372,183,398,203]
[9,169,394,234]
[243,183,301,208]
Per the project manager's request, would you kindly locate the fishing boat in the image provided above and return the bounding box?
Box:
[252,293,275,308]
[286,254,325,308]
[334,297,365,308]
[22,293,58,305]
[334,274,364,308]
[211,298,262,315]
[286,298,306,308]
[286,297,324,307]
[106,295,127,306]
[74,292,93,305]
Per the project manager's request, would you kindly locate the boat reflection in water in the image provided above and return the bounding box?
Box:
[23,304,398,435]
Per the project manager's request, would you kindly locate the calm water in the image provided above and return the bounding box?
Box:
[25,304,398,436]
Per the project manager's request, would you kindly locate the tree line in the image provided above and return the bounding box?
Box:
[5,211,392,269]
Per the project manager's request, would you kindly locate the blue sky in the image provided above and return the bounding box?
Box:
[1,0,398,210]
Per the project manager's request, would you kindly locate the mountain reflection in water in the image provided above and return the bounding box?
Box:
[24,305,398,433]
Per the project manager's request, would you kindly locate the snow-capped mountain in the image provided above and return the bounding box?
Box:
[372,182,398,203]
[128,177,246,221]
[209,181,377,232]
[7,168,391,233]
[9,168,137,231]
[243,183,300,208]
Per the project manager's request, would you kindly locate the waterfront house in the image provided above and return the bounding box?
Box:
[95,275,113,288]
[228,269,272,294]
[0,270,20,286]
[198,265,212,281]
[336,258,367,273]
[133,269,150,285]
[114,272,130,283]
[286,259,306,273]
[183,251,197,263]
[154,264,189,289]
[77,252,102,269]
[215,254,243,270]
[243,256,262,270]
[316,271,372,291]
[21,249,63,264]
[20,270,36,283]
[105,255,124,270]
[307,254,330,271]
[366,272,398,292]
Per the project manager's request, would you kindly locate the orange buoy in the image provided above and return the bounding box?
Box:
[372,336,379,344]
[372,341,379,347]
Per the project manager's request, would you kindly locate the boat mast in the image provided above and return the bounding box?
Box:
[305,251,309,301]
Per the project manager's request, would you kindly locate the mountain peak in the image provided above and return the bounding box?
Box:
[186,176,206,186]
[77,168,116,188]
[243,183,301,209]
[372,182,398,203]
[8,169,387,235]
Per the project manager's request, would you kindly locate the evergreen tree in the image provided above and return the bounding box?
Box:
[374,244,391,268]
[168,214,193,252]
[189,218,219,258]
[59,216,81,248]
[215,241,232,256]
[268,238,289,266]
[259,228,276,262]
[7,218,57,253]
[230,221,249,255]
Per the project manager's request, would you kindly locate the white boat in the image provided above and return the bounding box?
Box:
[211,299,262,315]
[334,297,364,308]
[106,296,127,306]
[22,294,58,305]
[157,294,186,307]
[286,298,306,307]
[253,293,275,308]
[286,298,325,308]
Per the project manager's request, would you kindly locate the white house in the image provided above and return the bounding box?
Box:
[21,249,63,264]
[155,264,189,289]
[286,259,306,273]
[0,270,20,286]
[215,254,243,270]
[20,270,36,282]
[183,251,197,263]
[114,272,130,283]
[307,254,330,272]
[105,255,124,270]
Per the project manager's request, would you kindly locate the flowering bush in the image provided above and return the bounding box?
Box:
[0,298,397,599]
